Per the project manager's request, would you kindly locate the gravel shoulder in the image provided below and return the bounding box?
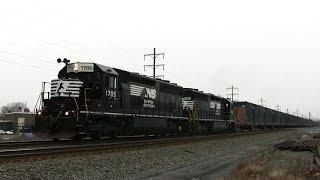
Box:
[0,127,318,180]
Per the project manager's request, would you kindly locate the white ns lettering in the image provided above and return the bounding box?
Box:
[145,88,156,99]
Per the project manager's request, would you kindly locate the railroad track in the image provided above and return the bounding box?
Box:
[0,129,292,160]
[0,139,72,147]
[0,135,165,149]
[0,135,183,149]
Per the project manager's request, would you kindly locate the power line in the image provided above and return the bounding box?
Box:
[0,50,59,73]
[0,50,54,64]
[0,17,142,69]
[0,26,144,72]
[0,39,64,61]
[0,23,114,62]
[226,85,239,102]
[0,58,57,76]
[144,48,165,79]
[0,15,148,72]
[0,8,133,58]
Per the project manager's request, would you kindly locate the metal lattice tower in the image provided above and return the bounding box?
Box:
[144,48,165,79]
[226,85,239,102]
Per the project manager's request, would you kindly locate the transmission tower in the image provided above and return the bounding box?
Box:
[144,48,165,79]
[259,98,266,107]
[226,85,239,102]
[286,108,290,114]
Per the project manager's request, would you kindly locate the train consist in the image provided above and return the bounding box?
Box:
[35,61,316,139]
[233,101,317,130]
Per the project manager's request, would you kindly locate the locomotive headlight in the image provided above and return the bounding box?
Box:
[65,111,69,116]
[37,111,42,115]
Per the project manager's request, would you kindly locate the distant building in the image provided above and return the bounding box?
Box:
[0,120,14,131]
[0,112,35,132]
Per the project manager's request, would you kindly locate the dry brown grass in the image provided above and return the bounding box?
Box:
[268,169,286,179]
[233,163,263,177]
[230,149,314,179]
[232,164,308,180]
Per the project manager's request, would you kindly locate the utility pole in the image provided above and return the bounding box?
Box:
[0,119,2,141]
[309,112,311,120]
[226,85,239,102]
[259,98,266,107]
[275,104,281,111]
[144,48,165,79]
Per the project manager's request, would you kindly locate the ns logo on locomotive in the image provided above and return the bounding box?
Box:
[35,58,317,140]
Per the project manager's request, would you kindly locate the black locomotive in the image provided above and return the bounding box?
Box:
[35,61,316,139]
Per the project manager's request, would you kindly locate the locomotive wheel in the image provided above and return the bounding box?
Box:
[202,124,208,135]
[110,131,118,139]
[72,134,85,141]
[197,125,201,135]
[89,133,101,140]
[197,124,206,135]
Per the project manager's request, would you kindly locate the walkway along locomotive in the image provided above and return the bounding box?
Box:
[34,60,316,139]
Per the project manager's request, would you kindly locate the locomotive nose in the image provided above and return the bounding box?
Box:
[35,113,78,137]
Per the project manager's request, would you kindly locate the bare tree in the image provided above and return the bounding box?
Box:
[0,102,29,116]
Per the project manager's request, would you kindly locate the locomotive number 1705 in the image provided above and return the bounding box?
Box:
[106,90,117,99]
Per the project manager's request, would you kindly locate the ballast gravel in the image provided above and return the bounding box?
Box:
[0,128,318,179]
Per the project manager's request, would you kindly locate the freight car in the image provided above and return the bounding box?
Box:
[35,61,234,139]
[233,101,316,130]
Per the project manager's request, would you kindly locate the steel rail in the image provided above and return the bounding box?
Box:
[0,135,160,148]
[0,129,290,160]
[0,139,75,148]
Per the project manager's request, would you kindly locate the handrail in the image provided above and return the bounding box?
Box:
[84,88,91,122]
[33,92,41,113]
[73,96,80,122]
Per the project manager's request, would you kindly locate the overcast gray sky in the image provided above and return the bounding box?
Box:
[0,0,319,119]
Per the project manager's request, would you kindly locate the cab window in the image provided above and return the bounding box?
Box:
[108,76,117,89]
